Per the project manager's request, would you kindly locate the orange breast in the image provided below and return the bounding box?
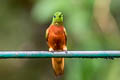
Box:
[48,25,66,50]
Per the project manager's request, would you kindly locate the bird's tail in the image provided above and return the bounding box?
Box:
[51,58,64,76]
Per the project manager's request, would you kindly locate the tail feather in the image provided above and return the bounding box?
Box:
[51,58,64,76]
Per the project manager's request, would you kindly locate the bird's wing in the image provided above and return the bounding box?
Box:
[46,28,49,41]
[63,27,67,44]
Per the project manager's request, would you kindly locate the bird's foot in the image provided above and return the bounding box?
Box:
[63,50,68,54]
[63,46,67,54]
[49,48,54,53]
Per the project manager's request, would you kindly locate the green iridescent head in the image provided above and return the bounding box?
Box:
[52,11,63,25]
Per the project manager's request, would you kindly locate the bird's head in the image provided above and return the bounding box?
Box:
[52,11,63,25]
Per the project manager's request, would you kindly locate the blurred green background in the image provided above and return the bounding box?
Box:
[0,0,120,80]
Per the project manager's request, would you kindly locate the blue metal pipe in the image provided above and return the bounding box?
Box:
[0,51,119,58]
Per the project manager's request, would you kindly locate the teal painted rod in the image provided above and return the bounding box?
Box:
[0,51,119,58]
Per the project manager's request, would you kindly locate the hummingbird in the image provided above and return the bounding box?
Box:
[46,11,67,76]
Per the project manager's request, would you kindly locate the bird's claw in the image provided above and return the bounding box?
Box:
[64,50,68,54]
[50,51,54,54]
[49,48,54,54]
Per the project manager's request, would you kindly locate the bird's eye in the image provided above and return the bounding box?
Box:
[54,16,56,18]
